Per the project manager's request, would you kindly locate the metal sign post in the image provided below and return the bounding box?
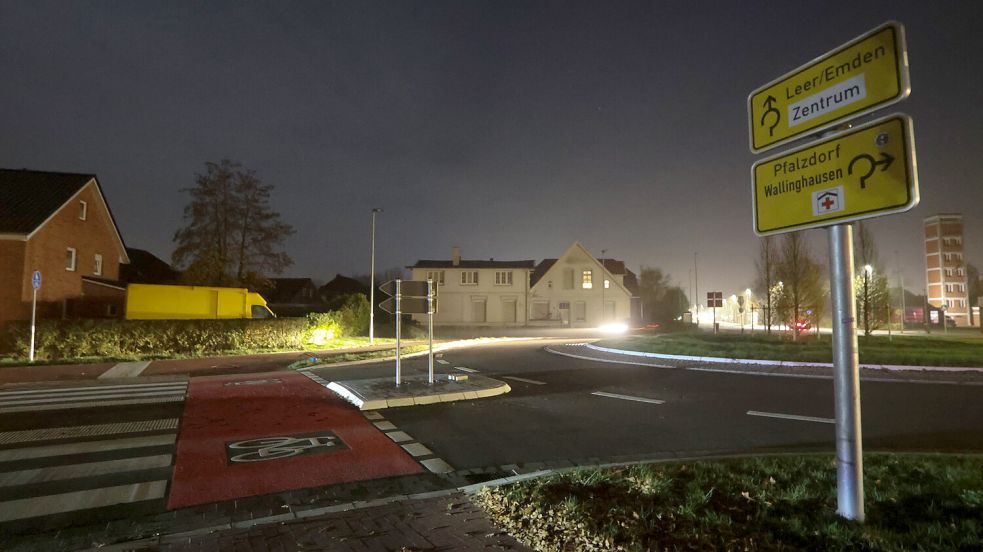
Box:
[828,223,865,521]
[427,278,434,384]
[29,270,41,362]
[395,279,401,386]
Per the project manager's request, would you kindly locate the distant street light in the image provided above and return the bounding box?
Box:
[863,264,873,336]
[369,208,383,344]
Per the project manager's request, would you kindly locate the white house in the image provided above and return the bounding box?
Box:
[408,242,640,327]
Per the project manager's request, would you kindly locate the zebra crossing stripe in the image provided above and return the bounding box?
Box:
[0,389,186,406]
[0,480,167,523]
[0,381,186,397]
[0,454,172,487]
[0,419,179,446]
[0,396,184,414]
[99,361,152,379]
[0,434,176,462]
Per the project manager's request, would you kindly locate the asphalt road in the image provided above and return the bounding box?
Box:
[313,339,983,470]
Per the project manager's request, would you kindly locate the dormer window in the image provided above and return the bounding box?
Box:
[79,201,88,220]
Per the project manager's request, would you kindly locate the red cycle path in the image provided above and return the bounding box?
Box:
[168,371,422,509]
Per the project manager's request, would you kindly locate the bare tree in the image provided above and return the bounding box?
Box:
[853,222,889,336]
[173,160,294,288]
[776,232,824,340]
[754,236,778,333]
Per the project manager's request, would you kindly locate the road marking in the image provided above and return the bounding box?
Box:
[362,411,384,420]
[384,431,413,443]
[0,419,179,446]
[0,434,176,462]
[436,359,450,365]
[0,396,184,414]
[99,361,153,379]
[0,381,186,397]
[0,480,167,523]
[0,454,172,487]
[502,376,547,385]
[373,421,397,431]
[401,443,433,457]
[0,389,186,406]
[590,391,665,405]
[454,366,479,373]
[746,410,835,424]
[420,458,454,474]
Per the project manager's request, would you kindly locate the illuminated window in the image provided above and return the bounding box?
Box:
[66,248,77,271]
[604,279,610,289]
[495,271,513,286]
[79,201,87,220]
[94,254,103,276]
[461,271,478,285]
[427,271,445,285]
[582,270,593,289]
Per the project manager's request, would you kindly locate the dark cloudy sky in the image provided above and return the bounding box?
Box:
[2,1,981,298]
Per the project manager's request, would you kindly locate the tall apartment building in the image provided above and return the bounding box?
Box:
[924,214,970,326]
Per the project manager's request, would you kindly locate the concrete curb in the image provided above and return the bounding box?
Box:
[324,379,512,410]
[301,337,541,370]
[586,343,983,373]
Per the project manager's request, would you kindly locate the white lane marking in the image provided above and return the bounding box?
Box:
[454,366,479,373]
[0,389,186,406]
[0,480,167,523]
[0,419,179,446]
[373,421,397,431]
[0,454,172,487]
[747,410,835,424]
[0,396,184,414]
[385,431,413,443]
[0,434,176,462]
[502,376,547,385]
[401,443,433,457]
[0,381,186,397]
[99,361,153,379]
[436,359,450,365]
[590,391,665,405]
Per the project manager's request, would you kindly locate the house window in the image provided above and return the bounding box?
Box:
[563,268,574,289]
[66,248,77,271]
[107,304,118,317]
[79,201,87,220]
[427,271,445,285]
[604,279,610,289]
[495,271,513,286]
[573,301,586,321]
[94,254,103,276]
[957,268,965,276]
[531,301,549,320]
[461,271,478,285]
[582,270,593,289]
[945,268,954,277]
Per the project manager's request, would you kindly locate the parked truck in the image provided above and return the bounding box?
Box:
[125,283,275,320]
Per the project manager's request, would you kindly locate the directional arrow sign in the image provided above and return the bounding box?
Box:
[748,21,909,153]
[378,296,436,315]
[752,113,917,236]
[379,280,431,298]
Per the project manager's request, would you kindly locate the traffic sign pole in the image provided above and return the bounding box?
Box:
[427,278,434,385]
[828,222,865,521]
[29,287,37,363]
[395,279,401,387]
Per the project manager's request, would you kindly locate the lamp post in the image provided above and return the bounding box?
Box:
[745,288,752,333]
[369,208,382,344]
[863,264,873,337]
[600,249,607,323]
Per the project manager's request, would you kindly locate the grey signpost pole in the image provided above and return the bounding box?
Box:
[29,288,38,362]
[369,208,382,345]
[427,278,434,384]
[828,223,865,521]
[395,279,401,386]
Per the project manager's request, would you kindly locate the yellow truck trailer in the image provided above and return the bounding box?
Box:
[125,284,275,320]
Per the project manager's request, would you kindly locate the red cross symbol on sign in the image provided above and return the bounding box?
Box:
[822,196,836,210]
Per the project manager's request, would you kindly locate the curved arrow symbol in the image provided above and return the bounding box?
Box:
[848,152,894,189]
[760,95,781,137]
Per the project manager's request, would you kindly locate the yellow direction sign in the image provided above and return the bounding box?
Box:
[752,113,917,236]
[748,21,910,153]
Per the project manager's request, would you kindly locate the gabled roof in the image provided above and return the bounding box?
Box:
[320,274,368,296]
[120,248,180,284]
[530,259,557,287]
[529,241,636,297]
[267,278,318,303]
[409,260,536,269]
[0,168,129,262]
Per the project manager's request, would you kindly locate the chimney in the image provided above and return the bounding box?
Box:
[452,246,461,266]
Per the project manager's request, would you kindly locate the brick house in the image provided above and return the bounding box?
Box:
[0,169,130,329]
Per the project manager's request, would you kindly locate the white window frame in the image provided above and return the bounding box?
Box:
[427,270,445,285]
[66,247,77,271]
[94,253,103,276]
[495,270,513,286]
[604,278,610,289]
[581,269,593,289]
[79,201,87,220]
[460,271,478,285]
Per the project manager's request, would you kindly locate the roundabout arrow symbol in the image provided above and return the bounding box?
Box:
[760,95,781,137]
[848,152,894,189]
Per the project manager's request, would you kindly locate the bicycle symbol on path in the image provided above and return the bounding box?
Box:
[227,432,348,463]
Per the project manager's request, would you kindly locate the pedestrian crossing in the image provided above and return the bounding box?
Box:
[0,381,186,524]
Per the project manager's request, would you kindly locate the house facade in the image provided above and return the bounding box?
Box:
[924,213,973,326]
[0,169,130,329]
[407,242,640,327]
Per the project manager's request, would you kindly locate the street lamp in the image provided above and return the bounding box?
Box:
[369,208,383,344]
[863,264,873,337]
[600,249,607,323]
[745,288,752,332]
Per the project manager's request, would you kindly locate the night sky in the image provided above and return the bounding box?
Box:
[2,1,981,298]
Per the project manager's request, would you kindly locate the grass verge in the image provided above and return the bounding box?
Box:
[474,454,983,551]
[596,332,983,367]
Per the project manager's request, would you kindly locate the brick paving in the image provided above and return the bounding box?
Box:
[156,492,532,552]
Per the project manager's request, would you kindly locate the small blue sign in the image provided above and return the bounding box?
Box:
[32,270,41,290]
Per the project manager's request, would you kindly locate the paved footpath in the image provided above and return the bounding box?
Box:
[153,492,532,552]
